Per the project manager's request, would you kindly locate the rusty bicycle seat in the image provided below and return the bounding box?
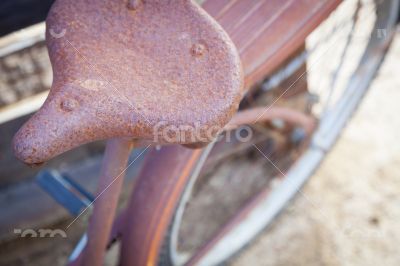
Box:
[12,0,243,164]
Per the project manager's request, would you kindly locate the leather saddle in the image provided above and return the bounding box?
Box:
[13,0,243,164]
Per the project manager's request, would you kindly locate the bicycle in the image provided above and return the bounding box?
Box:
[11,0,399,265]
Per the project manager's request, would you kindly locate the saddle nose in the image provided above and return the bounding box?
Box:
[13,0,243,164]
[13,81,138,164]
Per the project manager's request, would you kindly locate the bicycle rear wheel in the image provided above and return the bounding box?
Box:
[158,0,399,265]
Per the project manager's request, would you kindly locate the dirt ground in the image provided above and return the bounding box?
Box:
[230,32,400,266]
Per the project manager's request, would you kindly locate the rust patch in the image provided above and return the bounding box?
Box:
[60,98,79,112]
[79,79,104,91]
[191,42,207,57]
[127,0,142,10]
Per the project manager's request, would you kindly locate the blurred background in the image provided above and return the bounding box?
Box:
[232,34,400,266]
[0,0,399,265]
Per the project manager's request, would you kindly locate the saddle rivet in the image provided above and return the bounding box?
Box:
[127,0,141,10]
[191,43,206,57]
[60,98,78,112]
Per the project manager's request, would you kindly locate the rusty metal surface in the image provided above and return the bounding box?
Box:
[121,145,203,266]
[118,107,316,266]
[227,106,316,134]
[12,0,243,164]
[10,0,341,264]
[203,0,342,87]
[119,1,341,265]
[82,138,133,266]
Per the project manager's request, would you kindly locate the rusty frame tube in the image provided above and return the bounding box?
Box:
[130,106,316,149]
[226,107,316,134]
[68,210,128,266]
[81,138,134,266]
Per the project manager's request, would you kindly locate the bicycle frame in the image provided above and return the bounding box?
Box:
[70,0,342,265]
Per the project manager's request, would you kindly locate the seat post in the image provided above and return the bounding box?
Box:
[81,138,135,266]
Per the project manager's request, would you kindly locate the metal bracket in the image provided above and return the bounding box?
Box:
[36,170,94,216]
